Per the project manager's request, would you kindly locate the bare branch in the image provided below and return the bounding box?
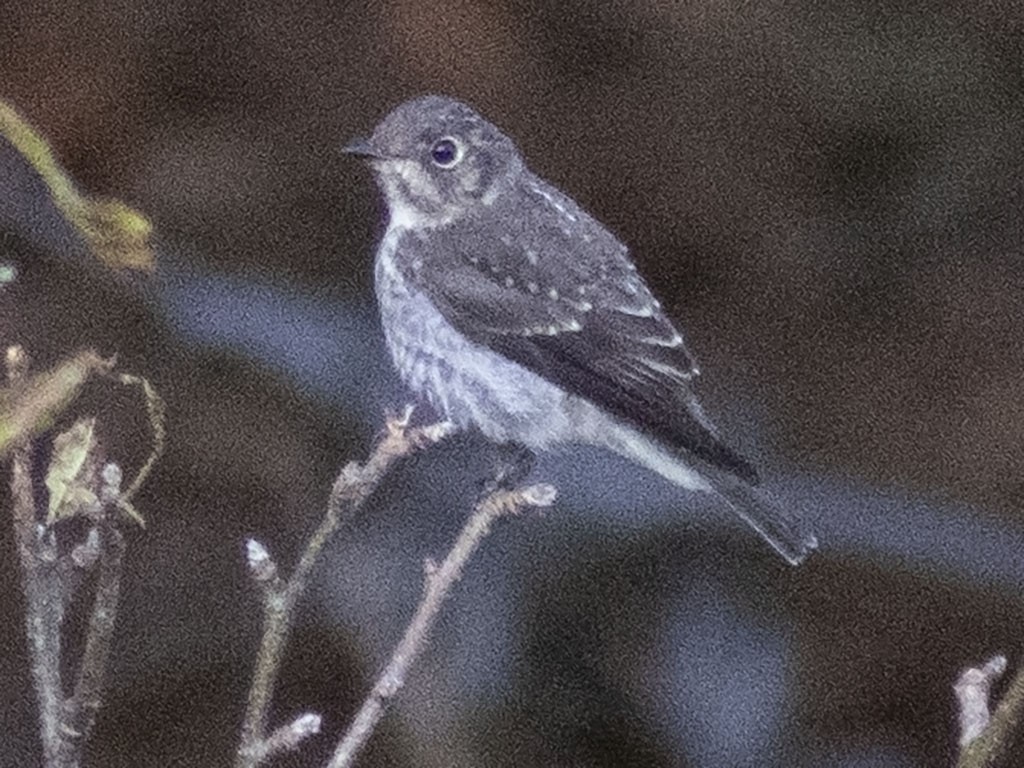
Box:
[235,408,454,768]
[264,713,322,756]
[6,348,159,768]
[59,521,125,764]
[7,347,65,765]
[956,653,1024,768]
[327,482,557,768]
[957,655,1008,748]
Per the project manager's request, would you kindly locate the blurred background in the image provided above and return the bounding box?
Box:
[2,1,1024,765]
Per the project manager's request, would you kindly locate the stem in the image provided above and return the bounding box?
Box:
[327,483,555,768]
[6,348,155,768]
[235,414,454,768]
[59,524,126,767]
[11,440,66,766]
[958,657,1024,768]
[8,349,65,766]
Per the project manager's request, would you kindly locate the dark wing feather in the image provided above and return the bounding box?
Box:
[404,174,758,483]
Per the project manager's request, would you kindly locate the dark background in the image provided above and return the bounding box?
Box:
[2,1,1024,766]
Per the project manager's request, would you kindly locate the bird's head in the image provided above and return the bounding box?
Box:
[344,95,523,229]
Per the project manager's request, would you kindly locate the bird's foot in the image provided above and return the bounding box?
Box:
[381,403,456,452]
[480,442,536,498]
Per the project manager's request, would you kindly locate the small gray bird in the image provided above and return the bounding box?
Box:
[345,95,817,565]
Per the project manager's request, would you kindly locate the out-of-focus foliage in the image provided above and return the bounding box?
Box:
[0,99,154,272]
[0,349,112,456]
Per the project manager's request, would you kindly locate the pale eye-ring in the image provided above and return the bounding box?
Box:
[430,137,462,168]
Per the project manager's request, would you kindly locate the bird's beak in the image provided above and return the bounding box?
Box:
[342,137,386,160]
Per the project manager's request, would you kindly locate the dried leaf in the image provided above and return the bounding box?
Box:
[0,350,114,456]
[46,417,100,524]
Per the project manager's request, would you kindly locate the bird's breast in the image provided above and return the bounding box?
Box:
[373,225,575,448]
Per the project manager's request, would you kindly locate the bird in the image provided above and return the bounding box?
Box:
[344,95,817,565]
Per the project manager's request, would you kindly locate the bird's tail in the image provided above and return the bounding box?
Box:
[708,472,818,566]
[597,420,817,565]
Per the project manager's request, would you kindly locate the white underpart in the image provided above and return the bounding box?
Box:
[376,221,577,448]
[378,160,454,230]
[382,186,433,230]
[373,217,711,493]
[577,413,712,492]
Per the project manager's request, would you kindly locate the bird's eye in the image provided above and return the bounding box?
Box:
[430,137,461,168]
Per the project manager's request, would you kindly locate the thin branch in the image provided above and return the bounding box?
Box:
[957,654,1024,768]
[6,347,158,768]
[7,346,65,765]
[292,416,455,604]
[11,435,66,764]
[264,713,322,756]
[957,655,1008,748]
[327,482,557,768]
[115,373,166,506]
[235,409,454,768]
[236,574,292,768]
[59,519,126,765]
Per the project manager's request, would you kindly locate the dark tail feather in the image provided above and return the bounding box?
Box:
[710,474,818,566]
[595,418,817,565]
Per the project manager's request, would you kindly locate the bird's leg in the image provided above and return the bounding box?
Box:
[482,441,536,495]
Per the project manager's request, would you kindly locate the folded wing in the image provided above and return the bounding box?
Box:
[404,178,759,483]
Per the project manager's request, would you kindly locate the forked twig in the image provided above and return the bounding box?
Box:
[327,482,555,768]
[235,409,455,768]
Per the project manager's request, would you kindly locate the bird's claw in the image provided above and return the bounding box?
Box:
[381,405,455,453]
[383,403,416,437]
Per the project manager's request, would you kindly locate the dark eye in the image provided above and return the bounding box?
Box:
[430,138,461,167]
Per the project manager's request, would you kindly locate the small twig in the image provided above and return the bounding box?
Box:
[327,482,557,768]
[236,566,293,768]
[245,539,279,586]
[115,373,166,506]
[235,409,455,768]
[264,713,322,756]
[7,347,65,765]
[6,347,158,768]
[58,466,128,766]
[12,441,66,764]
[957,654,1024,768]
[957,655,1008,748]
[70,528,102,570]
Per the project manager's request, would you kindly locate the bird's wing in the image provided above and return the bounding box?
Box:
[403,178,758,482]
